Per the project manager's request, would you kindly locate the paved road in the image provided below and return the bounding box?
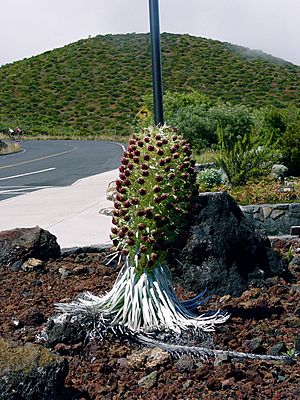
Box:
[0,140,124,201]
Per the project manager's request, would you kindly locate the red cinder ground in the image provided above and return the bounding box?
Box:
[1,239,299,400]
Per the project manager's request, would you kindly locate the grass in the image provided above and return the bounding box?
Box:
[0,139,21,155]
[209,177,300,205]
[194,149,219,164]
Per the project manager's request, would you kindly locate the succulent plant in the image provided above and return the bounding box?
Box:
[56,126,228,339]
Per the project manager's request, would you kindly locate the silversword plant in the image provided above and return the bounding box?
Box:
[54,126,292,362]
[56,126,227,337]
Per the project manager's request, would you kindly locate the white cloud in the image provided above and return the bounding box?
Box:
[0,0,299,66]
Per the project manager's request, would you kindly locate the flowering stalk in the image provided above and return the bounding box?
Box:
[56,126,228,337]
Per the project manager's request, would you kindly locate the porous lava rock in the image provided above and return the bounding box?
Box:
[0,338,68,400]
[176,192,285,296]
[0,227,60,269]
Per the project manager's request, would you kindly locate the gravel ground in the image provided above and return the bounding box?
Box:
[1,238,299,400]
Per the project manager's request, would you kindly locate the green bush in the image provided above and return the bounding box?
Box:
[164,101,256,153]
[197,168,224,190]
[215,127,280,186]
[280,120,300,176]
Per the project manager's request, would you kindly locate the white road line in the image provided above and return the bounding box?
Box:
[113,141,126,152]
[0,167,56,181]
[0,146,78,170]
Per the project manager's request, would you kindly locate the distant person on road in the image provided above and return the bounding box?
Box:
[15,127,24,139]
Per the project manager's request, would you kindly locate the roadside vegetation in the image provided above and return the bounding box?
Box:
[0,139,21,155]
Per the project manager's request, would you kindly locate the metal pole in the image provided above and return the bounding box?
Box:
[148,0,164,126]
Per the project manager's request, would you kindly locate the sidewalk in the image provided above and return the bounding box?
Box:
[0,169,118,249]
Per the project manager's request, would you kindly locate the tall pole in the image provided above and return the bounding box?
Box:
[148,0,164,126]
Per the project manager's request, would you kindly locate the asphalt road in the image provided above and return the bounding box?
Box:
[0,140,124,201]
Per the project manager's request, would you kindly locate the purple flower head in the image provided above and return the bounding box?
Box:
[123,200,131,208]
[114,201,121,209]
[145,209,154,218]
[116,187,127,194]
[137,177,145,185]
[138,188,147,196]
[121,157,129,165]
[123,179,131,187]
[112,217,119,226]
[140,245,148,253]
[126,238,135,246]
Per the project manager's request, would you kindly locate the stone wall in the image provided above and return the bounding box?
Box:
[240,203,300,235]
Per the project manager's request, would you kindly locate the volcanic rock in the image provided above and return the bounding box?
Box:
[176,192,285,296]
[0,227,60,269]
[0,338,68,400]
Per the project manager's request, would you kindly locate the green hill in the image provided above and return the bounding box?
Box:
[0,33,299,137]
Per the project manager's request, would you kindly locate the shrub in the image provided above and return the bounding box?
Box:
[197,168,224,190]
[271,164,288,180]
[168,103,255,153]
[280,120,300,176]
[215,127,280,186]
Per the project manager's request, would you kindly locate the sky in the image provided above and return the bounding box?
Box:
[1,0,300,67]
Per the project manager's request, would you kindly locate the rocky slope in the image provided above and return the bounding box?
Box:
[0,232,299,399]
